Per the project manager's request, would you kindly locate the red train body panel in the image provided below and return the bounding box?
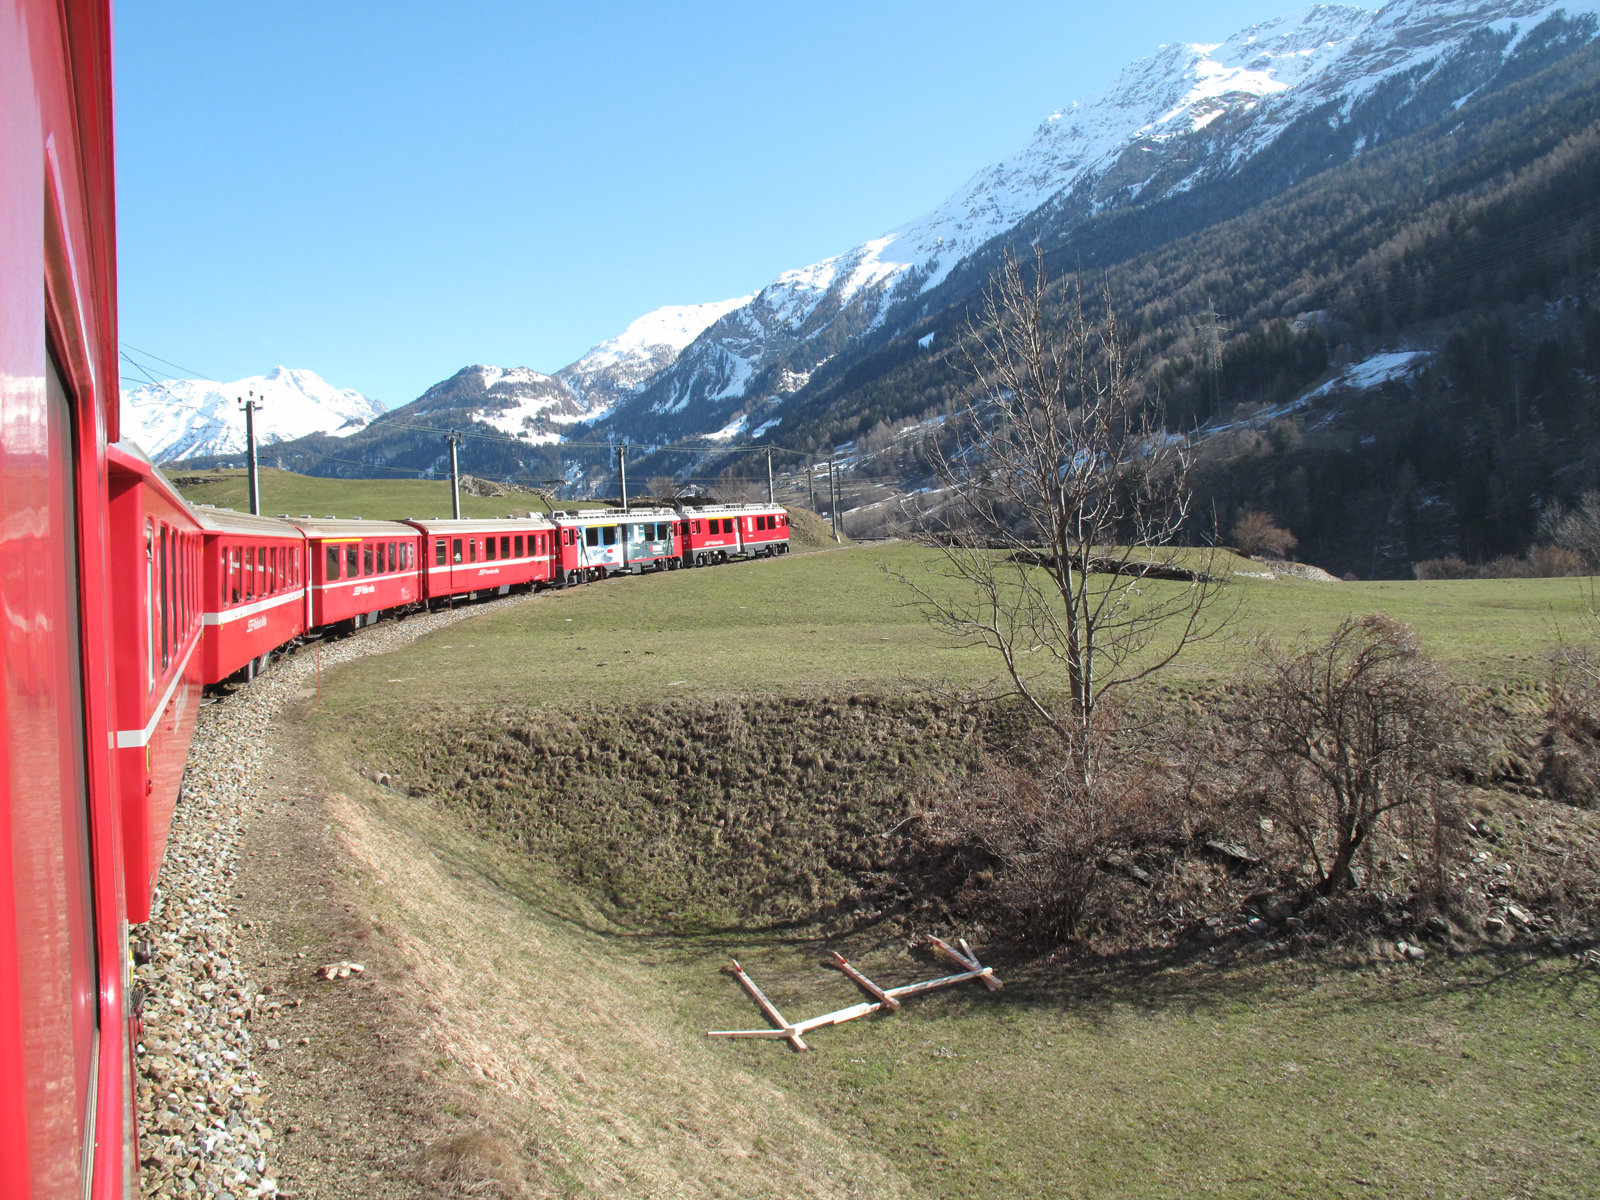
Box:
[406,517,559,601]
[1,0,140,1195]
[195,507,310,684]
[288,519,423,628]
[106,445,204,925]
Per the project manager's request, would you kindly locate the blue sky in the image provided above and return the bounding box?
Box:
[115,0,1326,405]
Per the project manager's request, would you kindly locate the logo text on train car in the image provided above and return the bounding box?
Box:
[246,616,268,632]
[354,584,376,596]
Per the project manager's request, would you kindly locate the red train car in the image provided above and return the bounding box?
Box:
[406,517,558,604]
[107,444,205,925]
[195,507,309,684]
[550,508,679,584]
[677,503,790,565]
[1,0,142,1194]
[290,518,423,629]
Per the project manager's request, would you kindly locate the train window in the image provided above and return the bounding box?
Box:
[244,546,255,598]
[515,535,523,558]
[435,539,446,566]
[345,542,359,578]
[229,547,240,605]
[501,536,510,558]
[326,545,339,580]
[360,543,371,575]
[564,529,573,546]
[469,538,477,563]
[452,538,463,563]
[159,525,170,672]
[602,526,617,547]
[386,542,395,572]
[585,527,598,547]
[485,536,497,561]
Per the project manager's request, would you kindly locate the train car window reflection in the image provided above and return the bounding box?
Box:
[159,525,170,672]
[435,540,446,566]
[345,543,359,578]
[388,542,397,572]
[361,543,372,576]
[326,545,339,580]
[452,538,463,564]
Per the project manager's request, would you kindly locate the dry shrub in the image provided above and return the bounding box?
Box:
[1233,510,1298,559]
[416,1130,529,1197]
[1240,614,1465,896]
[1414,556,1476,580]
[919,748,1187,947]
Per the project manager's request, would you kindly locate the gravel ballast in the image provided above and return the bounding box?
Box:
[133,594,535,1199]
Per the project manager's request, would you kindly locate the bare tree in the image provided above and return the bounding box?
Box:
[1242,615,1460,895]
[898,248,1226,786]
[646,475,680,500]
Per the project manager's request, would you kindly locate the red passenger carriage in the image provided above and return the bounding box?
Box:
[406,517,558,604]
[289,519,423,630]
[2,0,143,1192]
[107,444,205,925]
[195,507,309,684]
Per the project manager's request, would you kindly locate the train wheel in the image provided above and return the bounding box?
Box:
[667,558,679,570]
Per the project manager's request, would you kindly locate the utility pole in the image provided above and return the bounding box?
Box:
[1200,304,1224,418]
[828,458,841,543]
[765,448,774,505]
[445,430,463,519]
[807,456,817,512]
[617,443,629,510]
[240,390,262,516]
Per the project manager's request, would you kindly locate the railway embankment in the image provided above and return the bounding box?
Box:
[132,594,542,1200]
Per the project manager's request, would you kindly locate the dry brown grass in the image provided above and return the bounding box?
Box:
[318,780,912,1199]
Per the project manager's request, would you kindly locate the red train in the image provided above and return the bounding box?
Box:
[0,3,794,1190]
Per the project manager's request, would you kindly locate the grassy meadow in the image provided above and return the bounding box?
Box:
[170,466,554,520]
[299,539,1600,1198]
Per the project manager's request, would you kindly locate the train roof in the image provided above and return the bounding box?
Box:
[191,506,307,538]
[402,515,555,533]
[108,440,198,518]
[678,503,786,518]
[280,516,419,539]
[549,506,681,523]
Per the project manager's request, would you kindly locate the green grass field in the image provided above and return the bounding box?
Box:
[170,466,552,520]
[305,540,1600,1198]
[322,542,1595,727]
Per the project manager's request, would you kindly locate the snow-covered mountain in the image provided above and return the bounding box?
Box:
[556,296,753,416]
[121,366,385,463]
[404,365,593,444]
[597,0,1600,443]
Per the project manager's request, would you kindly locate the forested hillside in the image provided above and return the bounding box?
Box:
[705,25,1600,577]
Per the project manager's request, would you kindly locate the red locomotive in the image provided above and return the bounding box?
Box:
[676,503,791,566]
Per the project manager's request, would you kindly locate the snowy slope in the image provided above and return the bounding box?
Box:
[121,366,385,463]
[405,365,590,445]
[608,0,1600,441]
[556,295,753,417]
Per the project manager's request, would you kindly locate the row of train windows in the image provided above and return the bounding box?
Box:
[149,519,201,688]
[432,532,549,566]
[688,515,785,534]
[226,542,301,606]
[325,540,414,581]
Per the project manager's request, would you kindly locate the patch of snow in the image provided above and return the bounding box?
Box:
[1307,350,1433,397]
[918,331,937,349]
